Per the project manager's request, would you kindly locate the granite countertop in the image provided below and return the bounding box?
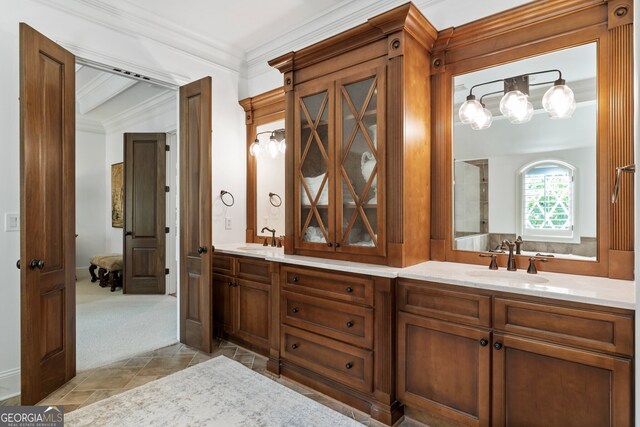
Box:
[214,243,635,310]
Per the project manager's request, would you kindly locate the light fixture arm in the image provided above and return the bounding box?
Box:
[468,69,564,98]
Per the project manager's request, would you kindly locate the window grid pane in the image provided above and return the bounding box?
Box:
[524,168,572,231]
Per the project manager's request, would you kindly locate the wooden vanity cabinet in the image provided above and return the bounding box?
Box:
[269,3,436,267]
[276,265,400,425]
[212,253,271,355]
[397,279,634,427]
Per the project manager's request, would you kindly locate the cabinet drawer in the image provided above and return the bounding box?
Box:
[494,298,634,356]
[398,280,491,328]
[212,253,234,276]
[282,291,373,349]
[236,257,271,284]
[281,325,373,393]
[282,266,373,306]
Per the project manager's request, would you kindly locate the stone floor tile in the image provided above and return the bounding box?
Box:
[56,390,95,405]
[123,375,158,390]
[74,369,138,391]
[124,357,152,368]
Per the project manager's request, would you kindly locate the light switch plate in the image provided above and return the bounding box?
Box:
[5,213,19,231]
[225,217,232,230]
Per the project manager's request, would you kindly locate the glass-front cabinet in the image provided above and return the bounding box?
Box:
[294,66,385,256]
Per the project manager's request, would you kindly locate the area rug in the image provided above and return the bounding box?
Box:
[65,356,362,427]
[76,273,177,370]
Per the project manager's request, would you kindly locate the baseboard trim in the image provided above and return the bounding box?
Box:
[0,368,20,401]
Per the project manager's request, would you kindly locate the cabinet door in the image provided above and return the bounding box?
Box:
[336,66,386,255]
[397,312,490,427]
[492,333,632,427]
[294,80,335,251]
[235,279,270,351]
[212,273,234,336]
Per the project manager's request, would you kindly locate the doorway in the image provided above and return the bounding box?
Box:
[74,62,179,370]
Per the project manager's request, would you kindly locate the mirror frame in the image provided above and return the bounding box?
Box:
[239,87,285,243]
[430,0,634,279]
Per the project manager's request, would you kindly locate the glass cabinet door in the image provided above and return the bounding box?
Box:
[295,83,334,249]
[336,68,385,254]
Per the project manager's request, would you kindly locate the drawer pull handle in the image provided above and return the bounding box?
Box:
[494,342,503,350]
[292,276,299,283]
[291,343,299,350]
[346,321,354,328]
[345,362,353,369]
[292,307,299,314]
[345,287,353,293]
[479,338,488,347]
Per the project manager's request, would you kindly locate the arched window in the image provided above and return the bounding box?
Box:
[519,160,576,241]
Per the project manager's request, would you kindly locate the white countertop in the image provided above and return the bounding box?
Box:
[214,243,635,310]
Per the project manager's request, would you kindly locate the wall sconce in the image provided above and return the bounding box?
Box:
[459,69,576,130]
[250,128,286,158]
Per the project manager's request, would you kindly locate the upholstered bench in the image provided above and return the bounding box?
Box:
[89,254,123,292]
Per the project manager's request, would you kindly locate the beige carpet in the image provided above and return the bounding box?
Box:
[76,272,177,370]
[65,356,362,427]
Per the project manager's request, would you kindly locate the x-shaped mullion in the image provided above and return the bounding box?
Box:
[340,78,378,164]
[299,94,329,165]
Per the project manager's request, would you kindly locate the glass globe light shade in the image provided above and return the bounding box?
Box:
[542,80,576,119]
[458,95,483,124]
[499,90,528,118]
[508,101,534,124]
[470,106,493,130]
[268,136,278,158]
[277,139,286,154]
[249,138,261,157]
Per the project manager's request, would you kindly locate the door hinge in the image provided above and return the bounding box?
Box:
[165,227,170,233]
[165,268,170,275]
[165,186,170,192]
[165,145,170,151]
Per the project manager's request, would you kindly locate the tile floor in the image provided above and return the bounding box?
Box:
[0,339,427,426]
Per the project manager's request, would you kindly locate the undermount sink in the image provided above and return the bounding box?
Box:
[465,270,549,284]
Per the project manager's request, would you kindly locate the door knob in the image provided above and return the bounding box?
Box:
[125,231,133,236]
[16,260,20,269]
[197,246,208,254]
[29,259,45,270]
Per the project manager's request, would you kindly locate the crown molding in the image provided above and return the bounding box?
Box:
[76,72,137,115]
[76,116,105,134]
[33,0,247,77]
[246,0,442,81]
[102,90,177,133]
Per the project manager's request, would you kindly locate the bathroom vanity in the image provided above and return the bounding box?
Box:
[228,0,636,425]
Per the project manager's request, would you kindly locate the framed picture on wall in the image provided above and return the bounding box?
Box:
[111,162,124,228]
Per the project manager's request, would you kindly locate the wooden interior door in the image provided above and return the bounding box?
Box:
[179,77,212,353]
[19,23,76,405]
[123,133,166,294]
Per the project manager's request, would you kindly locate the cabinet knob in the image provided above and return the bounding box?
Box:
[335,242,341,248]
[327,242,333,247]
[228,281,234,287]
[292,276,299,283]
[197,246,207,254]
[479,338,488,347]
[345,287,353,293]
[292,307,299,314]
[345,362,353,369]
[16,259,20,270]
[291,343,298,350]
[494,342,503,350]
[346,321,354,328]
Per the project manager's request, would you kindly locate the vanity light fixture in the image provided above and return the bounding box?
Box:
[250,128,286,158]
[459,69,576,130]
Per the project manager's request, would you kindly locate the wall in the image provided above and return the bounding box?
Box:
[0,0,246,399]
[487,146,596,238]
[75,129,107,269]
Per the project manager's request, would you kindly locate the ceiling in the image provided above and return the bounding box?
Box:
[73,0,538,128]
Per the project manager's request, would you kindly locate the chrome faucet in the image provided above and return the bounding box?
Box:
[261,227,277,247]
[501,240,517,271]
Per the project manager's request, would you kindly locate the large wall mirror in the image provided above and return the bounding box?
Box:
[453,43,597,260]
[430,0,634,279]
[240,88,286,244]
